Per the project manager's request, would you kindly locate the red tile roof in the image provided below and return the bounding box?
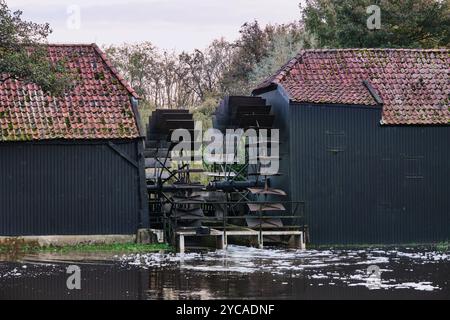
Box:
[254,49,450,125]
[0,44,140,141]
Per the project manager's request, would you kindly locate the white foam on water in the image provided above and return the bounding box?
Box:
[0,267,22,278]
[0,263,62,279]
[117,245,447,291]
[348,280,440,291]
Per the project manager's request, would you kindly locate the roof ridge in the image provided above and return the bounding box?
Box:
[255,50,306,90]
[253,47,450,125]
[40,43,139,99]
[43,43,96,47]
[255,47,450,91]
[276,49,306,81]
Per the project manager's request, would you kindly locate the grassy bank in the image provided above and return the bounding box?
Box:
[307,242,450,252]
[0,242,173,254]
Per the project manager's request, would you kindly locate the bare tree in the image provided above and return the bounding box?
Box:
[104,21,313,110]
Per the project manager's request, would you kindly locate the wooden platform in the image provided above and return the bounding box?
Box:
[175,228,306,253]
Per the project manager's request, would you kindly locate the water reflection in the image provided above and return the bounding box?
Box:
[0,246,449,300]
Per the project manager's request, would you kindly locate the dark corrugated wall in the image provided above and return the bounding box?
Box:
[259,89,292,204]
[288,103,450,244]
[0,139,144,236]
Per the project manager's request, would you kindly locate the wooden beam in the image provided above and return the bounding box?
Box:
[363,80,384,105]
[107,141,139,169]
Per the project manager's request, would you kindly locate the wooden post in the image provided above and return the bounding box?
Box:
[258,233,263,249]
[179,234,185,254]
[217,233,225,250]
[258,208,263,249]
[223,231,228,248]
[223,197,227,248]
[300,232,306,250]
[288,233,306,249]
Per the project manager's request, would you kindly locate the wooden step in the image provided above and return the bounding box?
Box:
[233,105,272,116]
[164,119,195,130]
[159,113,193,120]
[148,109,192,135]
[154,109,189,113]
[228,96,266,110]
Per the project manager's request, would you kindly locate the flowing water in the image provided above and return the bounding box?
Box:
[0,245,449,299]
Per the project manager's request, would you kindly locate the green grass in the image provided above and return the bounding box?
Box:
[308,242,450,252]
[436,242,449,252]
[0,242,173,254]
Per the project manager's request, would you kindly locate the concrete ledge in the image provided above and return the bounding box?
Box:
[0,235,136,247]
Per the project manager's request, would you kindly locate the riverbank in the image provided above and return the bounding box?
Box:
[308,242,450,252]
[0,242,173,255]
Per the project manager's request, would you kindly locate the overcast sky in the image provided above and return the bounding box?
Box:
[8,0,304,52]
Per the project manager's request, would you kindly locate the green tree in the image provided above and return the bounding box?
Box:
[220,21,272,95]
[302,0,450,48]
[249,24,317,87]
[0,1,70,93]
[221,21,316,95]
[191,95,219,131]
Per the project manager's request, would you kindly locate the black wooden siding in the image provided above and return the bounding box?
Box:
[261,88,450,245]
[0,139,146,236]
[289,103,450,244]
[260,89,292,203]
